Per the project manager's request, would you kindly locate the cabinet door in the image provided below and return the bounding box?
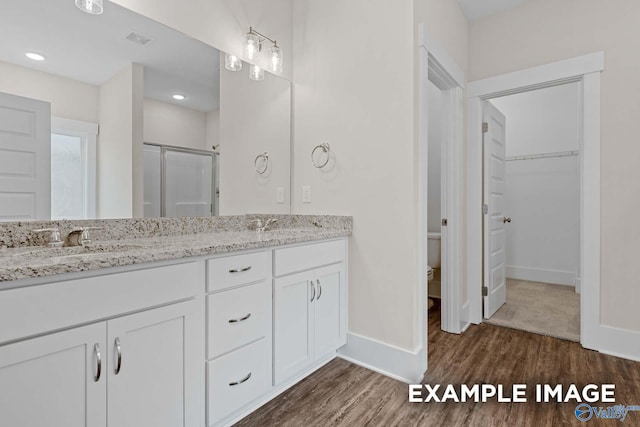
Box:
[0,323,107,427]
[273,271,314,385]
[107,300,201,427]
[313,264,345,359]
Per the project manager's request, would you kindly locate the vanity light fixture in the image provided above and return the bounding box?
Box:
[224,53,243,71]
[244,27,283,74]
[75,0,104,15]
[172,94,186,101]
[26,52,45,61]
[249,64,265,81]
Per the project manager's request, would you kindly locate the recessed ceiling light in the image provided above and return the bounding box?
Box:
[172,94,186,101]
[75,0,104,15]
[26,52,45,61]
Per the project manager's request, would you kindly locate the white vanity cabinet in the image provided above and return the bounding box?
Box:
[0,263,203,427]
[273,240,347,385]
[0,235,349,427]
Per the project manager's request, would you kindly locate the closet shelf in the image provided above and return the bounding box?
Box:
[506,150,578,162]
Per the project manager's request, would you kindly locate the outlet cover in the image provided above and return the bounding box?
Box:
[302,185,311,203]
[276,187,285,203]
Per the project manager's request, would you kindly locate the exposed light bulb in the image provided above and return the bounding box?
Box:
[270,45,282,74]
[26,52,45,61]
[249,64,265,81]
[75,0,104,15]
[172,94,186,100]
[224,53,243,72]
[245,33,260,60]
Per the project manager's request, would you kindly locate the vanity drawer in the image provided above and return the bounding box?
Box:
[274,239,346,277]
[207,251,270,292]
[207,338,271,426]
[206,281,271,359]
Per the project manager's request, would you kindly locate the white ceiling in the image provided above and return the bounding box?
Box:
[0,0,219,112]
[457,0,530,21]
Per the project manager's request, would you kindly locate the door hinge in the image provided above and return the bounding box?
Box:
[482,122,488,133]
[482,286,488,297]
[483,204,488,215]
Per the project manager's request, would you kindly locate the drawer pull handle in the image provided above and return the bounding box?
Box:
[93,343,102,382]
[229,372,252,386]
[229,266,252,274]
[114,337,122,375]
[310,280,316,302]
[317,279,322,301]
[228,313,252,323]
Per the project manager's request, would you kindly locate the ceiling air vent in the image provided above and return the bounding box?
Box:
[125,32,153,46]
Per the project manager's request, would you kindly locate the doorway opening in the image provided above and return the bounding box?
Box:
[466,52,604,350]
[418,25,466,378]
[481,83,581,341]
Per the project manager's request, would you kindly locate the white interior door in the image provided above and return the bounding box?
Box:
[0,92,51,220]
[483,101,508,318]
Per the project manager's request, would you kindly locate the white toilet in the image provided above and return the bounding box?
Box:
[427,232,441,281]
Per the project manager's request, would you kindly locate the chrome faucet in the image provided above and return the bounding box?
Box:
[253,218,278,233]
[65,227,104,247]
[33,227,64,248]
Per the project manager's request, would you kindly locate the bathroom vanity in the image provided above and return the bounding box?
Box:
[0,216,351,427]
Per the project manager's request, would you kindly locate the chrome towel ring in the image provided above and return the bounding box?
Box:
[254,152,269,174]
[311,143,330,168]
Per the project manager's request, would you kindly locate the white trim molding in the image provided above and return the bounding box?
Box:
[337,333,425,384]
[467,52,604,99]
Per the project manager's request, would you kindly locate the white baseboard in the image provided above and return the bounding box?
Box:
[506,265,577,287]
[337,332,425,384]
[594,324,640,363]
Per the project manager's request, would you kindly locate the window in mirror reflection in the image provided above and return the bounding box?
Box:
[50,123,97,220]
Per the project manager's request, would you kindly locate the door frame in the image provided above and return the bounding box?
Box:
[466,52,604,350]
[418,22,466,362]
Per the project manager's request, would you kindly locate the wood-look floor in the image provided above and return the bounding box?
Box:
[237,300,640,426]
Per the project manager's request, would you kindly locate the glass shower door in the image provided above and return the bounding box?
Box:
[163,147,215,218]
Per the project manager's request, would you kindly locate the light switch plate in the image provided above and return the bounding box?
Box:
[276,187,285,203]
[302,185,311,203]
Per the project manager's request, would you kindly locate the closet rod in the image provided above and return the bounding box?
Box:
[506,150,579,162]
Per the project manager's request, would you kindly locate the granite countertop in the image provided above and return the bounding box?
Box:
[0,227,350,284]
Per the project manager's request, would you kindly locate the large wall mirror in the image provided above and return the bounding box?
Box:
[0,0,291,221]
